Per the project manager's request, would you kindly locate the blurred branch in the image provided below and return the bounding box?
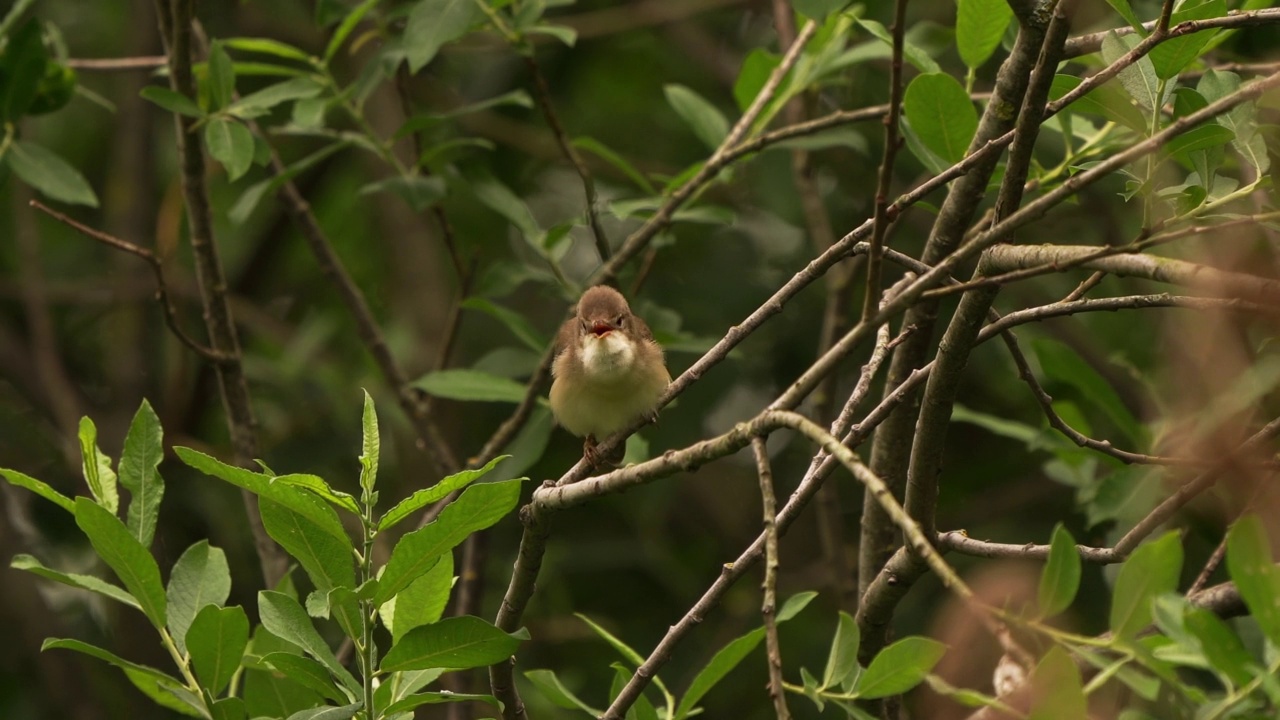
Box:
[772,0,854,611]
[752,437,789,720]
[525,56,610,262]
[15,191,83,455]
[863,0,908,324]
[984,243,1280,306]
[860,7,1052,604]
[558,0,746,39]
[29,200,228,364]
[592,19,819,285]
[66,55,166,70]
[1063,7,1280,58]
[152,0,287,587]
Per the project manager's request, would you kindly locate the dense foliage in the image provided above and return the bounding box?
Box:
[2,0,1280,719]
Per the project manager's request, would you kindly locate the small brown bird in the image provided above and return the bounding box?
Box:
[549,285,670,466]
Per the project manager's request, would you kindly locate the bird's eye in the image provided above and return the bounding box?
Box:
[615,315,625,326]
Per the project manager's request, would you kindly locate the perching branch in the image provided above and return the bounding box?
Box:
[752,438,789,720]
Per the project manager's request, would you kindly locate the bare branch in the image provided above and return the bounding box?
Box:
[752,438,789,720]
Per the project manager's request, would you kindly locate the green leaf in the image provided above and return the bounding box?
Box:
[856,18,941,75]
[461,297,547,352]
[664,84,730,151]
[525,668,602,715]
[228,77,324,117]
[205,117,255,182]
[1038,524,1082,618]
[187,604,249,695]
[7,139,99,207]
[77,416,118,513]
[374,478,522,604]
[1103,0,1145,33]
[11,553,141,609]
[1110,531,1183,639]
[1199,70,1270,175]
[140,86,205,117]
[323,0,380,63]
[733,48,781,113]
[259,591,360,692]
[404,0,479,73]
[284,703,362,720]
[1027,646,1086,720]
[413,369,529,403]
[259,493,357,595]
[777,590,819,622]
[74,497,166,628]
[1165,124,1234,160]
[1226,515,1280,647]
[956,0,1013,70]
[358,175,446,212]
[0,19,49,122]
[271,474,360,515]
[469,170,541,240]
[1149,0,1225,80]
[167,540,231,656]
[43,638,188,698]
[383,691,504,716]
[119,399,164,548]
[1101,31,1161,112]
[380,615,526,672]
[378,456,507,532]
[208,42,235,111]
[1031,338,1144,446]
[223,37,314,63]
[854,636,947,699]
[0,468,75,513]
[1184,606,1254,688]
[527,24,577,47]
[576,613,646,667]
[609,664,658,720]
[822,611,860,691]
[211,698,246,720]
[262,653,348,703]
[382,551,453,643]
[902,73,977,164]
[229,140,348,223]
[357,389,379,496]
[674,628,765,719]
[792,0,847,20]
[125,666,205,717]
[1050,74,1147,134]
[572,137,655,194]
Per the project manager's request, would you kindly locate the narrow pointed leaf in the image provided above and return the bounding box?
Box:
[205,117,255,181]
[664,84,729,150]
[383,690,503,715]
[77,417,118,513]
[412,369,528,403]
[259,494,356,594]
[822,611,860,691]
[380,615,526,672]
[11,553,141,609]
[284,703,362,720]
[404,0,479,72]
[382,551,453,643]
[1110,531,1183,639]
[262,653,348,703]
[271,474,359,515]
[0,468,75,513]
[378,456,507,532]
[119,399,164,547]
[1149,0,1225,80]
[259,590,360,693]
[855,636,947,699]
[1038,524,1082,618]
[525,668,602,714]
[674,628,765,719]
[208,42,235,110]
[6,140,99,207]
[374,478,521,604]
[1028,647,1086,720]
[43,637,184,688]
[359,389,379,495]
[140,86,204,117]
[957,0,1013,70]
[74,497,165,628]
[1226,515,1280,647]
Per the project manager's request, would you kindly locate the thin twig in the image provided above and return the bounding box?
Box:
[525,56,611,262]
[752,438,790,720]
[29,200,227,363]
[863,0,908,323]
[67,55,167,70]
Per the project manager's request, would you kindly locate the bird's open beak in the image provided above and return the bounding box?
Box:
[590,322,613,337]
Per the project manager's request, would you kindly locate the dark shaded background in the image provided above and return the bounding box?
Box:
[3,0,1279,718]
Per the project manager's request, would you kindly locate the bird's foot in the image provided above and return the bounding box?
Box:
[583,435,624,469]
